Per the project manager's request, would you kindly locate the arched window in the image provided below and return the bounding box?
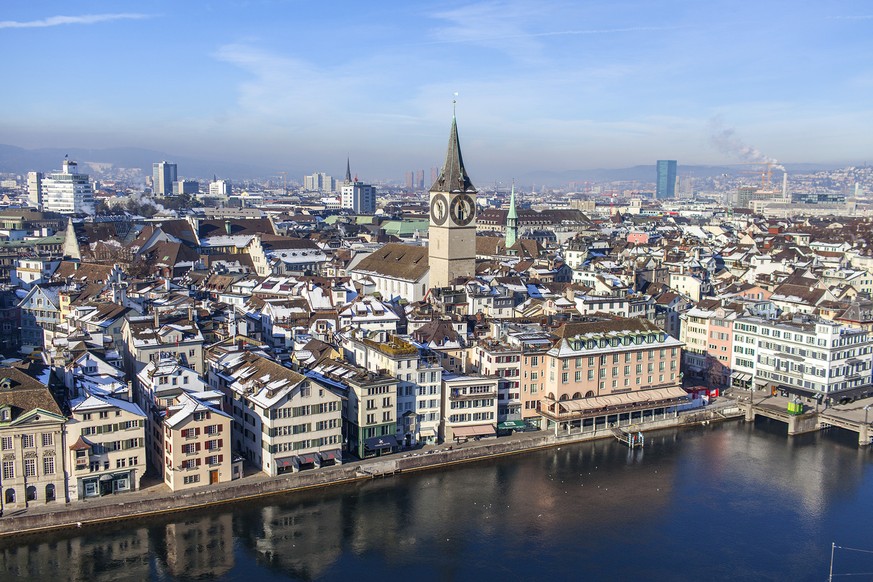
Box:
[45,484,55,502]
[584,391,595,398]
[547,392,555,401]
[26,486,36,502]
[559,394,569,401]
[572,392,582,399]
[5,488,14,504]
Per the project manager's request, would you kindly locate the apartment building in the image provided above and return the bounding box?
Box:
[443,374,499,441]
[162,392,233,490]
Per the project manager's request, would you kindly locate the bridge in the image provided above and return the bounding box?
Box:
[742,392,873,446]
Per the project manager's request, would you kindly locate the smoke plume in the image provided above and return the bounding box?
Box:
[708,117,785,171]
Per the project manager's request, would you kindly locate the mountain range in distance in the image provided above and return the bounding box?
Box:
[0,143,854,187]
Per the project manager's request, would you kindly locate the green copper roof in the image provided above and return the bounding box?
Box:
[507,183,518,220]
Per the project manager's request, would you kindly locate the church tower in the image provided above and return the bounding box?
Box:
[429,112,477,288]
[505,182,518,249]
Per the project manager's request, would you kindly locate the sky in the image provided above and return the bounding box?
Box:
[2,0,873,182]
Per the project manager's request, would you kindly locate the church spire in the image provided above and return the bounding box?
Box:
[506,181,518,249]
[344,157,352,184]
[430,109,476,193]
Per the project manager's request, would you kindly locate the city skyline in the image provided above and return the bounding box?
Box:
[2,1,873,181]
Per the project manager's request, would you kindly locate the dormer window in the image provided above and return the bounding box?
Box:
[0,408,9,422]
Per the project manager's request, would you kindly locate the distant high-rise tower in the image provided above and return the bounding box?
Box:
[27,171,43,209]
[656,160,677,200]
[428,112,477,288]
[416,170,425,190]
[42,158,94,215]
[341,160,376,214]
[153,161,177,196]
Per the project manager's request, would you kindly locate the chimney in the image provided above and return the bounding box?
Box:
[188,304,194,323]
[153,308,160,329]
[225,219,232,235]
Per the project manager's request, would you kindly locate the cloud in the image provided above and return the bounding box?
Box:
[0,13,151,29]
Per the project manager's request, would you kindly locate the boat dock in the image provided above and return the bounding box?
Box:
[612,427,645,448]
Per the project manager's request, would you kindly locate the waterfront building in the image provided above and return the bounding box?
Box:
[152,161,177,197]
[656,160,677,200]
[162,391,233,490]
[213,351,343,475]
[731,315,873,402]
[443,373,499,441]
[471,340,522,422]
[0,367,67,510]
[66,394,147,500]
[341,330,442,446]
[308,360,398,458]
[521,316,686,430]
[680,304,738,388]
[41,158,95,215]
[428,113,477,288]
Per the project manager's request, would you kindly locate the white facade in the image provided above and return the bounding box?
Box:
[27,171,42,209]
[732,316,873,399]
[42,159,95,215]
[341,182,376,214]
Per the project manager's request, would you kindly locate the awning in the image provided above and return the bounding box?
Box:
[297,453,320,465]
[451,424,496,438]
[318,449,341,462]
[498,420,526,431]
[419,427,437,437]
[731,372,751,382]
[275,456,296,469]
[364,434,398,451]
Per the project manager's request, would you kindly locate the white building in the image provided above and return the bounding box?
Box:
[41,159,95,215]
[732,315,873,402]
[27,171,42,209]
[341,182,377,214]
[209,179,232,197]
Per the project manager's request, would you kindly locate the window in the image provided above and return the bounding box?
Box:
[43,456,55,476]
[184,475,200,485]
[41,433,53,447]
[24,458,36,477]
[207,455,221,465]
[2,461,13,480]
[21,434,34,448]
[0,437,11,451]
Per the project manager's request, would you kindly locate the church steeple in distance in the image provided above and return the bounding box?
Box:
[506,181,518,249]
[344,157,352,184]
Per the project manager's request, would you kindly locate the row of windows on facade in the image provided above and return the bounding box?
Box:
[363,412,393,425]
[449,412,495,423]
[526,372,677,394]
[269,435,341,453]
[268,418,340,437]
[0,433,54,449]
[2,456,56,479]
[270,401,339,419]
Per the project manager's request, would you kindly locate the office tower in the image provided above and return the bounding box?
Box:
[341,160,376,214]
[173,180,200,196]
[416,170,425,190]
[405,171,415,190]
[209,179,231,197]
[656,160,677,200]
[429,113,477,288]
[27,171,43,209]
[42,158,95,215]
[304,172,336,192]
[153,161,178,196]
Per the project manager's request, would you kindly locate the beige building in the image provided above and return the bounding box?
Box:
[163,392,233,490]
[123,312,206,376]
[428,115,477,288]
[213,350,343,475]
[0,368,67,510]
[67,394,147,500]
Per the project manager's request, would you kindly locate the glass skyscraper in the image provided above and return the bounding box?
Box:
[656,160,677,200]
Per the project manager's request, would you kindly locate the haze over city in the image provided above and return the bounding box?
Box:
[2,0,873,181]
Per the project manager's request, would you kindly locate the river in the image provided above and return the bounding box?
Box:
[1,419,873,581]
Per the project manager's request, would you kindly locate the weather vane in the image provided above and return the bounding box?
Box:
[453,92,459,115]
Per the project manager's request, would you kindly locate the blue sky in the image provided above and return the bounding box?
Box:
[2,0,873,181]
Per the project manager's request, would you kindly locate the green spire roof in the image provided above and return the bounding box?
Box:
[507,182,518,220]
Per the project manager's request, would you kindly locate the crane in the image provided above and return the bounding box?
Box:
[275,172,288,195]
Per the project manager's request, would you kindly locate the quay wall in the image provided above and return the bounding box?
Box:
[0,408,741,538]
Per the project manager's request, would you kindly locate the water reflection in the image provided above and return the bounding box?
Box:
[0,423,871,581]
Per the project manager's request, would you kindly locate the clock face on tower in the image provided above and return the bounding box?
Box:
[430,193,448,225]
[450,194,475,226]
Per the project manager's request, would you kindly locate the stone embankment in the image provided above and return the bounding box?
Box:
[0,405,740,538]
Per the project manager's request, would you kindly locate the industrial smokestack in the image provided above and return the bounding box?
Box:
[782,172,788,201]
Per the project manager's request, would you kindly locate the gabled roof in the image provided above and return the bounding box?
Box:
[0,367,63,421]
[352,243,429,282]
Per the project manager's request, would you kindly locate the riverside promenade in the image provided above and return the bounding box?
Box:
[0,402,740,538]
